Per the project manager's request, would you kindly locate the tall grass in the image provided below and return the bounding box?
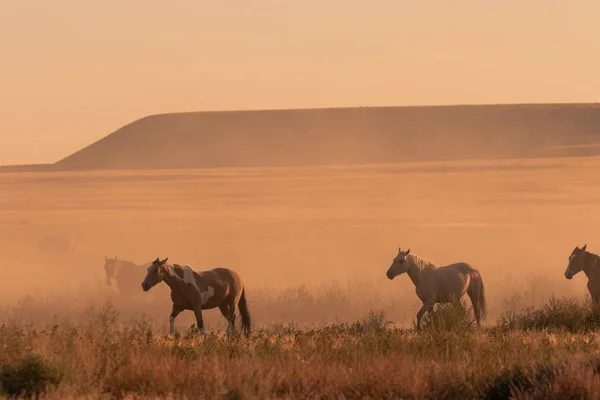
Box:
[1,282,599,398]
[499,296,600,332]
[2,298,600,398]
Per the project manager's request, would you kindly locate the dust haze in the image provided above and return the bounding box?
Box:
[1,124,597,331]
[12,105,595,173]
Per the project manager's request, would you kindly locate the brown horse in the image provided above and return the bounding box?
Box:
[104,256,153,295]
[386,248,488,329]
[564,244,600,303]
[141,257,251,336]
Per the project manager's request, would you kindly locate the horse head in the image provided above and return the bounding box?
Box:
[565,244,587,280]
[141,257,169,291]
[104,256,119,286]
[386,247,411,280]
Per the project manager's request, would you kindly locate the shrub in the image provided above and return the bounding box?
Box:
[483,363,557,400]
[349,309,394,334]
[0,354,65,399]
[499,296,600,332]
[418,299,476,333]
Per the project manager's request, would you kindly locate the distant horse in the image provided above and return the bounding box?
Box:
[564,244,600,303]
[104,256,153,295]
[141,257,251,336]
[38,236,75,256]
[386,248,488,330]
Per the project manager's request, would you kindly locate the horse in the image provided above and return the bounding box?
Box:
[564,244,600,303]
[104,256,153,295]
[386,247,488,330]
[141,257,251,336]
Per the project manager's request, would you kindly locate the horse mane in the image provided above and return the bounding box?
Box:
[407,253,437,273]
[586,251,600,270]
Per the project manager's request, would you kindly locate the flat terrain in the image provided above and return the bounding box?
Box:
[5,104,600,172]
[2,156,600,398]
[1,156,598,322]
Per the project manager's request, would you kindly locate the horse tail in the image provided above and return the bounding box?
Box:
[474,272,488,321]
[238,288,252,336]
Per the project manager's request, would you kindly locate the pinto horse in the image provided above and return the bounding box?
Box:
[141,257,251,336]
[386,247,488,330]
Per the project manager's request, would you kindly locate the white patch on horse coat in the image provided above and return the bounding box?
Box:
[182,267,202,294]
[166,265,176,277]
[201,285,215,305]
[168,264,216,305]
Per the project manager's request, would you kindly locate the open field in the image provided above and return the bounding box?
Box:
[3,302,600,399]
[1,156,600,398]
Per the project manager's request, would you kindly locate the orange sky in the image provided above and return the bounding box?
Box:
[1,1,599,165]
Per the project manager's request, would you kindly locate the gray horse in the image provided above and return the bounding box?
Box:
[386,247,488,329]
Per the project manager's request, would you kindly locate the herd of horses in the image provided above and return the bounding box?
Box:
[101,245,599,335]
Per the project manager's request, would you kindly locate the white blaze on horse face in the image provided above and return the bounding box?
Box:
[567,253,575,273]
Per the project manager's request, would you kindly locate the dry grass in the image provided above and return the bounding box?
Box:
[3,298,600,399]
[2,158,600,398]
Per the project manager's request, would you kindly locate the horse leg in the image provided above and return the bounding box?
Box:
[588,282,600,305]
[170,305,182,335]
[219,303,236,334]
[416,300,435,330]
[193,307,205,334]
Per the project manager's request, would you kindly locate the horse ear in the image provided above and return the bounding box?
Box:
[160,257,168,265]
[406,248,411,255]
[398,247,402,252]
[583,244,587,252]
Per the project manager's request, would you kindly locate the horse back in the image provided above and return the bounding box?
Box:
[169,266,245,310]
[198,267,245,301]
[442,262,479,276]
[201,267,243,287]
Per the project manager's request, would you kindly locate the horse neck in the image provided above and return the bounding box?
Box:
[160,264,184,291]
[406,255,436,287]
[160,271,178,291]
[583,252,600,280]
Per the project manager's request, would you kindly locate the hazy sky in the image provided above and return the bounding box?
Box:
[1,1,599,165]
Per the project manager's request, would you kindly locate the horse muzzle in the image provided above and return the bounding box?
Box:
[141,282,150,291]
[386,270,396,280]
[565,272,573,280]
